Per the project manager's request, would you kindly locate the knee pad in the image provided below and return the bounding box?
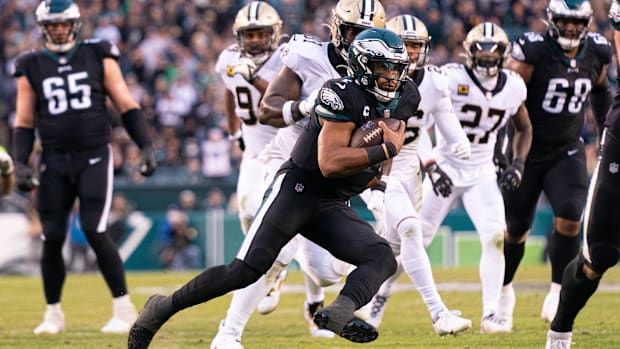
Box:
[397,217,422,241]
[363,242,397,277]
[586,243,620,275]
[479,231,504,251]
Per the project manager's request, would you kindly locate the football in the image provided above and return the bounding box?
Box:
[350,118,403,148]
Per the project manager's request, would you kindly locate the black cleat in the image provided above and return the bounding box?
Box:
[313,308,378,343]
[127,294,175,349]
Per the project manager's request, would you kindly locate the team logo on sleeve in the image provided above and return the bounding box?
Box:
[319,88,344,111]
[457,84,469,96]
[110,43,120,57]
[511,42,525,61]
[226,66,235,76]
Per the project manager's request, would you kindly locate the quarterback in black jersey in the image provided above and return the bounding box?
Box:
[546,2,620,347]
[128,28,412,349]
[13,0,155,335]
[500,0,612,327]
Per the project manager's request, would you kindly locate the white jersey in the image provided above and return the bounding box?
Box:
[392,65,464,179]
[214,44,283,158]
[435,63,527,185]
[261,34,344,163]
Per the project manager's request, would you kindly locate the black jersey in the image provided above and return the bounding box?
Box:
[13,39,120,150]
[511,32,611,149]
[289,77,420,198]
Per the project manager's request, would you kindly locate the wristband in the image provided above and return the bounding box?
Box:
[366,142,398,166]
[282,100,295,126]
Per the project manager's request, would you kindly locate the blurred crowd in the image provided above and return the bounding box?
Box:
[0,0,615,197]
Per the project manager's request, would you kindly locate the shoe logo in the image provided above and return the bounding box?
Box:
[294,182,304,193]
[610,162,619,174]
[89,157,102,165]
[567,149,578,156]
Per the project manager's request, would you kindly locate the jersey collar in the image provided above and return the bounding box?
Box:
[464,67,507,98]
[43,41,81,64]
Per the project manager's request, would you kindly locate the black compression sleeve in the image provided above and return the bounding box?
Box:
[13,127,34,165]
[121,108,151,149]
[591,84,612,134]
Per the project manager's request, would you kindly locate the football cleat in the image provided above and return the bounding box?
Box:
[545,329,573,349]
[128,294,175,349]
[365,294,389,328]
[304,301,336,338]
[101,302,138,334]
[480,313,511,334]
[211,321,244,349]
[497,283,515,330]
[257,269,287,315]
[313,305,377,343]
[541,290,560,323]
[432,309,472,337]
[34,307,65,335]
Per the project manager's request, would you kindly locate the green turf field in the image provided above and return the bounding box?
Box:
[2,265,619,348]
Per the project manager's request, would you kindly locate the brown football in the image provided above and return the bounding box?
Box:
[350,118,402,148]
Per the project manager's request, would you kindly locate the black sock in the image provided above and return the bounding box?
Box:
[503,240,525,285]
[548,231,580,284]
[41,239,66,304]
[85,231,128,297]
[551,257,600,332]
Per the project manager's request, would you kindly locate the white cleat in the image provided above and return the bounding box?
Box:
[210,320,244,349]
[257,269,287,315]
[101,303,138,334]
[211,333,244,349]
[480,313,512,333]
[497,283,515,330]
[541,291,560,323]
[432,309,472,337]
[304,301,336,338]
[545,330,573,349]
[34,307,65,335]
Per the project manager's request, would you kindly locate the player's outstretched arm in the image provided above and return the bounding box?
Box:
[499,103,532,191]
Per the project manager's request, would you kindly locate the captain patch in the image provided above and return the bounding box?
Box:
[226,66,235,77]
[457,84,469,96]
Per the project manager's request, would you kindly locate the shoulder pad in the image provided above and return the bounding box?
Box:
[85,39,120,59]
[215,44,240,75]
[315,78,357,122]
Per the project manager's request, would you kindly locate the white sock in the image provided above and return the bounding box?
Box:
[479,234,504,317]
[303,272,325,304]
[549,282,562,294]
[221,274,271,337]
[113,294,132,308]
[400,235,445,319]
[46,303,62,313]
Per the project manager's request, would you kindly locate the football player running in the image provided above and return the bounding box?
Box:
[420,22,532,333]
[500,0,611,328]
[357,14,473,337]
[211,1,386,348]
[14,0,156,335]
[545,3,620,348]
[213,0,288,322]
[128,27,411,349]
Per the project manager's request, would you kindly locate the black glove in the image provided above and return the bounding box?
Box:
[499,158,525,192]
[15,163,39,192]
[425,161,453,198]
[139,146,157,177]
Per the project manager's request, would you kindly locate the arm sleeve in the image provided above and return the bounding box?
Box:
[417,128,433,165]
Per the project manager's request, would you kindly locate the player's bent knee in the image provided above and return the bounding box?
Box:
[229,259,263,286]
[480,231,504,251]
[505,229,528,244]
[587,244,620,276]
[371,243,398,277]
[555,217,582,236]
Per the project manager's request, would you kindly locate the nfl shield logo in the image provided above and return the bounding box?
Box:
[294,182,304,193]
[609,162,619,174]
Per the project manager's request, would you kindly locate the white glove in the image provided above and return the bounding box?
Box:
[366,189,385,223]
[0,146,14,176]
[610,0,620,30]
[298,88,320,118]
[450,141,471,160]
[233,57,257,82]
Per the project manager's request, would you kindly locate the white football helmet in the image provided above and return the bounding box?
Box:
[348,28,409,103]
[232,1,282,63]
[546,0,592,51]
[331,0,386,61]
[386,15,430,72]
[35,0,81,52]
[463,22,511,77]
